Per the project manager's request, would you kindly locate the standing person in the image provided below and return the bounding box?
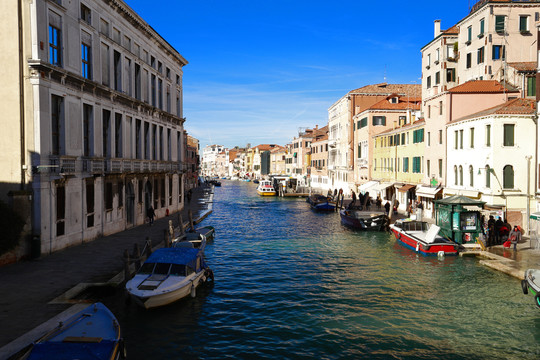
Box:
[509,225,522,251]
[487,215,495,246]
[187,189,192,203]
[417,201,424,221]
[407,201,413,218]
[376,195,382,210]
[365,192,371,211]
[384,201,391,215]
[350,190,357,208]
[147,206,155,226]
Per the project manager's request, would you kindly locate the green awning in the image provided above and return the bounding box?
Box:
[530,212,540,220]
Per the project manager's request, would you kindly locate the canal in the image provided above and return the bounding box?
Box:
[106,180,540,359]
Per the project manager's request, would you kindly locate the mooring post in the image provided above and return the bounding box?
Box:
[134,243,141,270]
[169,220,174,240]
[179,214,185,235]
[188,209,195,231]
[123,249,131,281]
[145,237,152,256]
[164,229,170,247]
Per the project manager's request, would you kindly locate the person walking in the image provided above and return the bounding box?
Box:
[509,225,522,251]
[147,206,155,226]
[376,195,382,210]
[416,201,424,221]
[384,201,391,215]
[350,190,357,208]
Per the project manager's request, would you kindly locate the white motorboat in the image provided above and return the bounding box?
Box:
[256,180,276,196]
[126,237,213,309]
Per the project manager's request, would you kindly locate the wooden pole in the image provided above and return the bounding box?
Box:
[123,249,131,281]
[145,237,152,257]
[188,209,195,231]
[179,214,185,235]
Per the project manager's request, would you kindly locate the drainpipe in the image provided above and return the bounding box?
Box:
[18,0,26,190]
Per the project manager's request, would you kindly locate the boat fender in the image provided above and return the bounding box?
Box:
[535,294,540,309]
[190,283,196,298]
[415,243,420,252]
[521,279,529,295]
[437,251,445,258]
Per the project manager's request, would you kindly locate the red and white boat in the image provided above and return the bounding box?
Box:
[389,220,459,256]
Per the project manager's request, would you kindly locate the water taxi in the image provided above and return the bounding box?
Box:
[256,180,276,196]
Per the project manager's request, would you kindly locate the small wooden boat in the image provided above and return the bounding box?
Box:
[389,220,459,256]
[25,302,125,360]
[521,269,540,308]
[126,239,213,309]
[256,180,276,196]
[307,194,336,211]
[340,210,388,230]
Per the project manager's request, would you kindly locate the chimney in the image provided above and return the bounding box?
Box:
[434,20,441,38]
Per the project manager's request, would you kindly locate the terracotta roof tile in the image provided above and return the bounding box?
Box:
[448,80,519,94]
[366,95,421,111]
[508,62,537,72]
[442,25,459,35]
[348,83,422,97]
[451,98,536,123]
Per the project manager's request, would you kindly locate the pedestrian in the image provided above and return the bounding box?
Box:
[407,201,413,218]
[365,192,371,211]
[147,206,155,226]
[384,201,391,215]
[487,215,495,246]
[350,190,357,208]
[187,189,192,203]
[508,225,522,251]
[376,195,382,210]
[417,201,424,221]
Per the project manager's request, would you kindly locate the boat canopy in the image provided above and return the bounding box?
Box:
[146,248,200,266]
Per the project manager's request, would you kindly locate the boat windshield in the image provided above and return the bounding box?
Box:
[154,263,171,275]
[138,263,155,274]
[170,264,186,276]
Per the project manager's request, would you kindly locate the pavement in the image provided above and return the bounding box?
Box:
[0,185,214,359]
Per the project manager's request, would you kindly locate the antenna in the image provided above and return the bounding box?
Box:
[384,65,387,83]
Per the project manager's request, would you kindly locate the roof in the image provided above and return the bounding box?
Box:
[448,80,519,94]
[435,195,485,207]
[508,62,537,73]
[442,25,459,35]
[251,144,278,151]
[348,83,422,97]
[451,98,536,123]
[366,95,421,111]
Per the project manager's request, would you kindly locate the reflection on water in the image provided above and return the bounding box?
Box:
[105,181,540,360]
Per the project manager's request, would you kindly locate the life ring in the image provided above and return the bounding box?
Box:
[521,279,529,295]
[535,294,540,309]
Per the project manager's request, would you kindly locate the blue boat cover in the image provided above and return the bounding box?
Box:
[27,341,117,360]
[146,247,200,266]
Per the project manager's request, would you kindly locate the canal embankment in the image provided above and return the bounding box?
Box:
[0,184,214,359]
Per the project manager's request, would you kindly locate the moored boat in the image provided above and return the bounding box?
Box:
[521,269,540,308]
[389,220,459,256]
[126,239,213,309]
[256,180,276,196]
[340,209,388,231]
[307,194,336,211]
[25,302,125,360]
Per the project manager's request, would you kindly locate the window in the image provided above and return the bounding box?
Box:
[372,116,386,126]
[428,105,431,118]
[166,85,171,113]
[477,47,484,64]
[169,177,173,206]
[56,184,65,236]
[454,165,458,185]
[412,157,421,173]
[439,101,443,116]
[86,179,94,228]
[503,124,514,146]
[435,48,440,63]
[495,15,505,33]
[492,45,505,60]
[136,119,141,159]
[158,61,163,74]
[81,37,92,79]
[486,124,491,147]
[466,53,472,69]
[124,57,132,96]
[123,35,131,51]
[114,113,122,158]
[470,128,474,148]
[83,104,93,157]
[427,132,431,146]
[467,26,472,43]
[435,71,440,85]
[413,129,424,143]
[51,95,64,155]
[105,182,113,210]
[427,76,431,88]
[151,74,156,107]
[459,165,463,186]
[151,55,156,69]
[49,24,62,66]
[112,27,121,44]
[118,181,123,208]
[469,165,474,187]
[479,18,485,36]
[403,157,409,173]
[135,64,141,100]
[439,130,443,144]
[101,43,109,86]
[527,76,536,97]
[158,78,163,109]
[520,15,529,33]
[81,4,91,24]
[485,165,491,188]
[454,130,458,149]
[113,50,121,91]
[439,159,443,178]
[427,160,431,177]
[100,19,109,36]
[427,54,431,67]
[459,129,463,149]
[103,109,111,158]
[503,165,514,189]
[447,68,456,82]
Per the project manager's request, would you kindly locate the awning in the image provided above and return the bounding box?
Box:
[372,182,393,192]
[398,184,416,193]
[531,212,540,220]
[416,185,442,199]
[358,180,379,192]
[443,188,481,199]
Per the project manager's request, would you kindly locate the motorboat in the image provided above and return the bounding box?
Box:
[521,269,540,308]
[307,194,336,211]
[24,302,125,360]
[126,238,213,309]
[340,209,388,231]
[177,225,215,243]
[256,180,276,196]
[389,220,459,256]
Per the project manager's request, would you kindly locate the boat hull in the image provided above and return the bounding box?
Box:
[257,190,276,196]
[390,226,458,256]
[340,210,387,231]
[522,269,540,308]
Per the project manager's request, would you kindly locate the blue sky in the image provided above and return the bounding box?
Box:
[125,0,471,150]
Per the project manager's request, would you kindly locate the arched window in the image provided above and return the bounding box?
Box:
[485,165,491,188]
[454,165,458,185]
[459,165,463,186]
[469,165,474,187]
[503,165,514,189]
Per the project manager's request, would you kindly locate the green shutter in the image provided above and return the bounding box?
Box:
[503,124,514,146]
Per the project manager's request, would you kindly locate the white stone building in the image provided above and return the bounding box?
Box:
[1,0,188,254]
[201,144,225,176]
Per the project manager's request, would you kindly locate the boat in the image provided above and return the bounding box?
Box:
[175,226,215,244]
[125,238,213,309]
[389,220,459,256]
[340,209,388,230]
[256,180,276,196]
[521,269,540,308]
[307,194,336,211]
[24,302,126,360]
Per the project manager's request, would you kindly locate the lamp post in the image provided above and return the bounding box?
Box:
[526,155,532,242]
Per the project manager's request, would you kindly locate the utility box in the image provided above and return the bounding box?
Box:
[435,195,485,244]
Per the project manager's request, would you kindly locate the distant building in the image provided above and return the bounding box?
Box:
[201,145,225,176]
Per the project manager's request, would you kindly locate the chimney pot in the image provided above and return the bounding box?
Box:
[434,20,441,38]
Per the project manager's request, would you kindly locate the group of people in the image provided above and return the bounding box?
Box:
[484,215,522,250]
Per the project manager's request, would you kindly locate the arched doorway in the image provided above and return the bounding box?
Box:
[126,181,135,226]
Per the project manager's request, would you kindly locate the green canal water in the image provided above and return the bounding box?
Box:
[108,180,540,359]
